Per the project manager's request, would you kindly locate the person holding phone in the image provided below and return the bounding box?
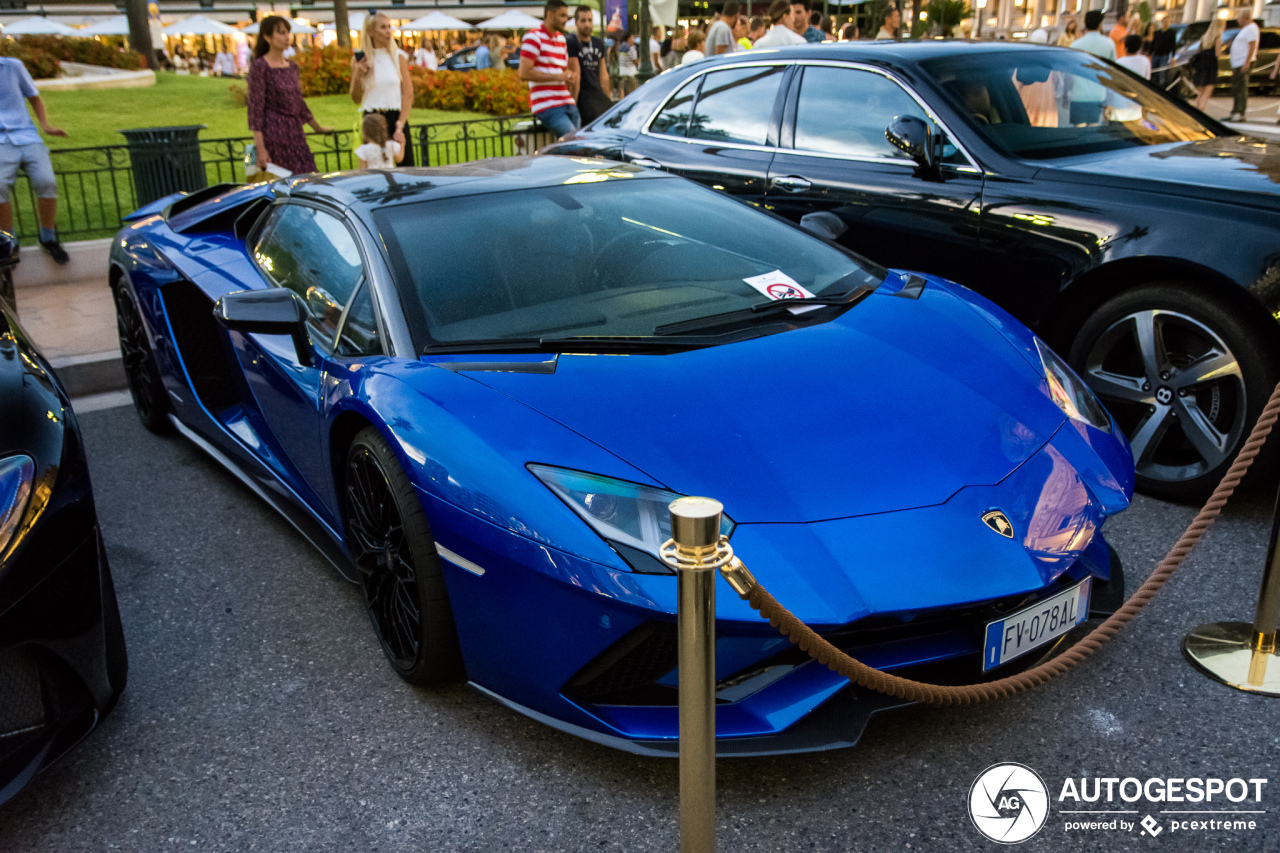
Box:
[350,12,414,155]
[247,15,333,176]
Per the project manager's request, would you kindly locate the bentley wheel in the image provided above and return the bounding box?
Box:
[345,427,462,685]
[1070,284,1278,502]
[112,281,171,433]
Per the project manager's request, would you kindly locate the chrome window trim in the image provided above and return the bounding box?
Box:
[640,58,982,174]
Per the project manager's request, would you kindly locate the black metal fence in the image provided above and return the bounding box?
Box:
[9,113,551,243]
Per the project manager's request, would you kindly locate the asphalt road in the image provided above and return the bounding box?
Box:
[2,403,1279,852]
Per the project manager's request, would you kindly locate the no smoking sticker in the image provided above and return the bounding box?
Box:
[744,270,820,314]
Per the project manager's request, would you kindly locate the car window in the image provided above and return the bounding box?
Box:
[1260,31,1280,50]
[650,76,700,136]
[793,66,964,164]
[254,204,365,351]
[334,283,382,357]
[687,65,785,146]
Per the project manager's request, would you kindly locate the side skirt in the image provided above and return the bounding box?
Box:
[168,414,359,582]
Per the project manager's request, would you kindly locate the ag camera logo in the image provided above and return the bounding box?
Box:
[969,763,1050,844]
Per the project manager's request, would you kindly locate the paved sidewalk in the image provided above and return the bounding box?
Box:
[8,237,123,400]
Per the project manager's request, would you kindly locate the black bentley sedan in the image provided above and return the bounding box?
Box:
[0,246,126,805]
[545,41,1280,501]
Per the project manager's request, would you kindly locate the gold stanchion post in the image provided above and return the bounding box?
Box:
[1183,480,1280,695]
[665,497,725,853]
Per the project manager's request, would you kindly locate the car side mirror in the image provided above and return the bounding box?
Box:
[885,115,937,173]
[799,211,848,242]
[214,288,313,367]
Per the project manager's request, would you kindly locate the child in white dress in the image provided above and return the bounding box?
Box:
[354,113,405,170]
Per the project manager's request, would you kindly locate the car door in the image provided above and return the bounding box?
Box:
[240,202,367,511]
[622,62,790,202]
[764,63,988,286]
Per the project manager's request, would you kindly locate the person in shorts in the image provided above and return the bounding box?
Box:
[519,0,580,139]
[0,57,68,263]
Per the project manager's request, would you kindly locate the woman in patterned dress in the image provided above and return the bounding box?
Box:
[247,16,332,175]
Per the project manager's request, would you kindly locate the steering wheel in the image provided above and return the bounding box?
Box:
[591,232,674,289]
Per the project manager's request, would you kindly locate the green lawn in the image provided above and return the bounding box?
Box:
[38,73,487,149]
[14,74,523,242]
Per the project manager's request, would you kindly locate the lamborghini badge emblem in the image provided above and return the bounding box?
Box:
[982,510,1015,538]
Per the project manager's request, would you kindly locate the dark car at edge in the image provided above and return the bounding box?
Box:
[546,40,1280,501]
[0,241,127,806]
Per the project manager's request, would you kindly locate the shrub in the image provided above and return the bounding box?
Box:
[0,35,143,78]
[295,43,352,96]
[410,68,529,116]
[293,47,530,114]
[0,39,61,80]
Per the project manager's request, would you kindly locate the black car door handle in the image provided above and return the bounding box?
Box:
[772,175,812,192]
[630,158,664,169]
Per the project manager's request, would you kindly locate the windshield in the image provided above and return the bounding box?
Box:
[921,49,1217,160]
[375,177,883,350]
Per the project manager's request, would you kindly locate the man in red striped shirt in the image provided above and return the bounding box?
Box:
[519,0,581,139]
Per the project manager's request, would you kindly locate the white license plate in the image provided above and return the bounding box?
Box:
[982,578,1091,672]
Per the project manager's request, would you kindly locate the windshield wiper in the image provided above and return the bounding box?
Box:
[422,334,723,355]
[653,283,876,337]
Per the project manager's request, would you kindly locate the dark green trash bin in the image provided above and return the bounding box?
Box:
[119,125,207,208]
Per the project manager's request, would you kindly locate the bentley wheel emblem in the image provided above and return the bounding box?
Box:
[982,510,1015,538]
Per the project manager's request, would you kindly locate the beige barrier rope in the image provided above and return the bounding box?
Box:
[718,381,1280,707]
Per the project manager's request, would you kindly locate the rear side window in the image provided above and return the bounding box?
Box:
[687,65,784,146]
[1260,31,1280,50]
[650,76,700,136]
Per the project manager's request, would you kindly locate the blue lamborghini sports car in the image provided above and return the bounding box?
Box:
[110,156,1135,756]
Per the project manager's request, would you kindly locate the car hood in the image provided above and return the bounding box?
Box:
[434,282,1067,524]
[1052,136,1280,202]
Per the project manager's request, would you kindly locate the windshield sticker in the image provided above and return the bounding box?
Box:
[744,270,821,314]
[744,270,815,301]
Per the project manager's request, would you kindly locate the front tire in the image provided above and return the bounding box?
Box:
[344,427,463,685]
[1069,284,1279,502]
[112,280,170,433]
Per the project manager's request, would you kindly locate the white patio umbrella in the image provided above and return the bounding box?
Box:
[243,19,317,35]
[400,11,472,31]
[3,16,79,36]
[475,10,542,30]
[80,16,131,36]
[342,10,366,36]
[161,15,240,37]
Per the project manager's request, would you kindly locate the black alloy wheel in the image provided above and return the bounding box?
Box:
[1070,284,1278,502]
[112,280,171,433]
[344,427,462,685]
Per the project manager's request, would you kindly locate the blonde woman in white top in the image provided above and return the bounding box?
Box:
[350,12,414,151]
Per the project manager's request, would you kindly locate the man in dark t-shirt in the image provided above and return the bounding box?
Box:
[566,4,614,125]
[1150,15,1177,89]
